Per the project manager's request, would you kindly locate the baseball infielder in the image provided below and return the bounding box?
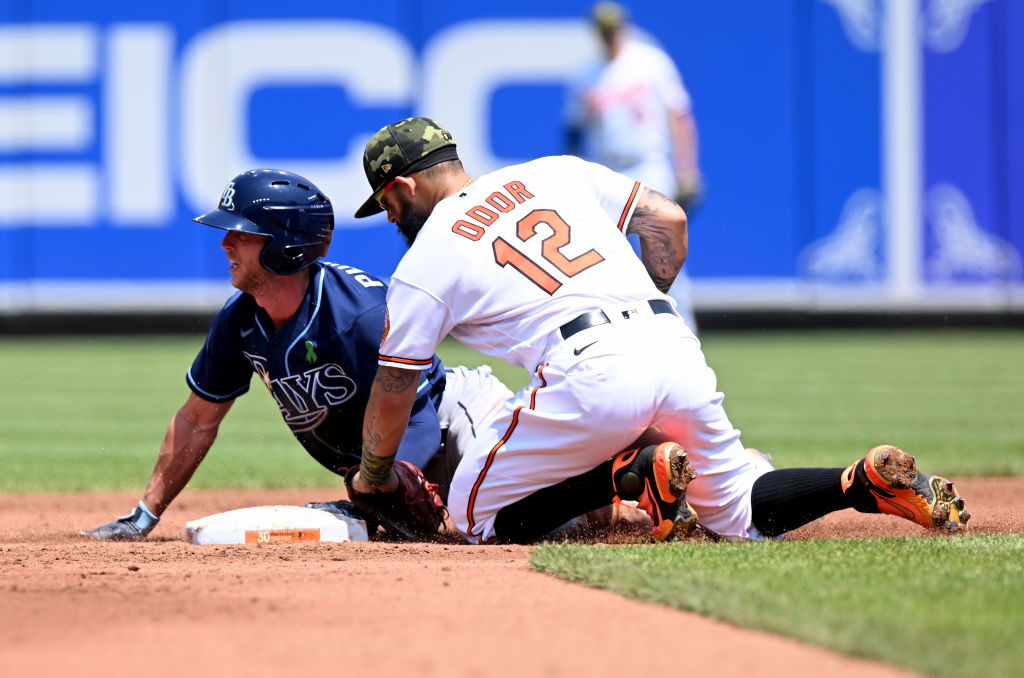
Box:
[349,117,969,544]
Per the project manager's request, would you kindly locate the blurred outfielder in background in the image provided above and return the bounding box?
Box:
[565,2,704,331]
[1,0,1022,321]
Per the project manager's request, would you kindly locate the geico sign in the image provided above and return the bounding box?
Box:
[0,19,595,227]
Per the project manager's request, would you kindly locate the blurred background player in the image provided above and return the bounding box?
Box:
[565,1,703,331]
[80,169,448,540]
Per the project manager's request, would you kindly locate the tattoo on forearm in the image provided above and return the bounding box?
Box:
[359,446,394,487]
[374,366,419,394]
[630,188,675,220]
[362,415,382,456]
[628,188,686,288]
[359,366,416,487]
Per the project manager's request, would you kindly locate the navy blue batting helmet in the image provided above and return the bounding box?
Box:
[193,169,334,275]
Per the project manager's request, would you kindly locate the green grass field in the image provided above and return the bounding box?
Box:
[1,329,1022,678]
[531,534,1024,678]
[0,329,1021,491]
[699,329,1024,474]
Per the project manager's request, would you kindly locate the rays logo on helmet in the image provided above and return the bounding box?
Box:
[220,182,237,210]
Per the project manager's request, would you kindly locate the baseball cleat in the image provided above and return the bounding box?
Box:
[842,444,970,532]
[611,442,697,541]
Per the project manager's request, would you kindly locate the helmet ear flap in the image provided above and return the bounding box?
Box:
[257,211,333,275]
[194,169,334,276]
[261,244,304,275]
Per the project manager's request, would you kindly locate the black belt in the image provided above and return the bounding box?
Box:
[559,299,677,340]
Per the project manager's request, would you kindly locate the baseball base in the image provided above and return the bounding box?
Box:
[184,505,369,545]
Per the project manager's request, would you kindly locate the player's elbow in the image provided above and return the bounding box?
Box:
[674,202,688,233]
[670,203,688,266]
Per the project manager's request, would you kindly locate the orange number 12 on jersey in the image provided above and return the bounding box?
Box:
[492,209,604,294]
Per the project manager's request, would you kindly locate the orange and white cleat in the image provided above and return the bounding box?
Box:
[611,442,697,541]
[842,444,970,532]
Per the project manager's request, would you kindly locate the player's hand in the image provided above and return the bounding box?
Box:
[673,171,705,210]
[80,501,159,541]
[350,468,399,494]
[345,462,447,540]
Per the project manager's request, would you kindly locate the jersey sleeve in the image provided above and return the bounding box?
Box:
[377,281,452,371]
[576,157,645,235]
[186,298,254,402]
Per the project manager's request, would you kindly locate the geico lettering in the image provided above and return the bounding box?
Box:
[180,20,417,218]
[6,19,596,233]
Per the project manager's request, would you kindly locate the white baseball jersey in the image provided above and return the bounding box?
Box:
[380,155,771,544]
[379,155,664,372]
[566,38,691,192]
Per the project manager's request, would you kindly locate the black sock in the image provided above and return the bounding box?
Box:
[750,467,864,537]
[493,458,615,543]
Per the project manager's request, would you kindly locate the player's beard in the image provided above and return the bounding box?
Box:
[393,195,429,247]
[231,263,275,295]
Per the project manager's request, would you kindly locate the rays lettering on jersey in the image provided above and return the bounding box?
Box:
[244,353,357,432]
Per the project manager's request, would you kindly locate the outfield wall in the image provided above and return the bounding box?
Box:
[1,0,1022,314]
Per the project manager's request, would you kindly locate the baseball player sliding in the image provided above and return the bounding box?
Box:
[81,170,452,541]
[348,117,970,544]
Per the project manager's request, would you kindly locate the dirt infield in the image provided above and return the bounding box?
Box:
[2,478,1021,678]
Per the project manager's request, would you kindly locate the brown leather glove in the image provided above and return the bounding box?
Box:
[344,461,447,540]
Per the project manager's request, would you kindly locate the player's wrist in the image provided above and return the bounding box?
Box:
[351,469,399,494]
[356,447,397,489]
[124,500,160,533]
[107,500,160,537]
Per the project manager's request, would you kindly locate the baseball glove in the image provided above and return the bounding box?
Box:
[344,461,447,541]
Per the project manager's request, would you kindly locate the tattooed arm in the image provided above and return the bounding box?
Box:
[352,365,421,493]
[627,187,688,293]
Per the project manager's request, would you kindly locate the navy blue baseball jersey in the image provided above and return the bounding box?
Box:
[187,262,446,474]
